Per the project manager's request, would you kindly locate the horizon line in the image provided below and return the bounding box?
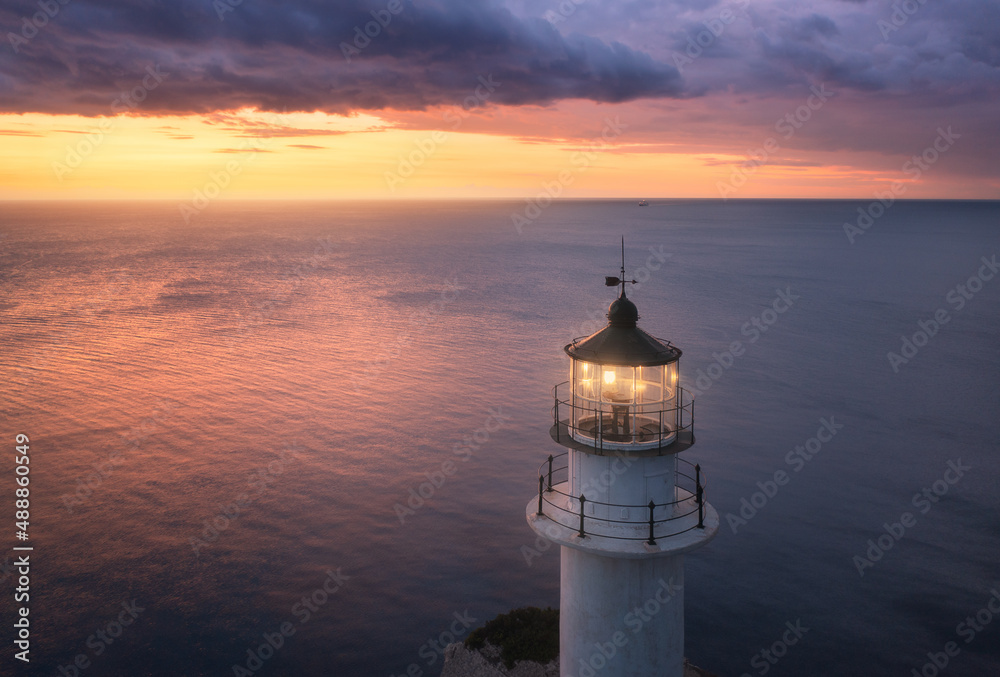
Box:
[2,197,999,203]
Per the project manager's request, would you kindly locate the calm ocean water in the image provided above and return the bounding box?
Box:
[1,199,998,677]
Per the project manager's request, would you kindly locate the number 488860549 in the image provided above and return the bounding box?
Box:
[15,434,29,534]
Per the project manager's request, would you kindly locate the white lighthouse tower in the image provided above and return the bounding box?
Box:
[526,244,718,677]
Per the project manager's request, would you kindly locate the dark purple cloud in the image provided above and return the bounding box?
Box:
[2,0,997,118]
[514,0,999,103]
[0,0,683,115]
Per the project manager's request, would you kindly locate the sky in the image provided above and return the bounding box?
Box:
[1,0,998,200]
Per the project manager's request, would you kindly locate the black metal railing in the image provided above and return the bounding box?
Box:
[552,381,695,452]
[534,452,706,543]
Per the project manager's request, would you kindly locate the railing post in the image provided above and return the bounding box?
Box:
[578,495,587,537]
[696,464,704,529]
[597,406,603,454]
[554,390,561,442]
[647,500,656,545]
[537,475,545,516]
[690,394,696,443]
[546,454,554,491]
[658,409,664,454]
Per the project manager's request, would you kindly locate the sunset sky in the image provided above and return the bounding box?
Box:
[1,0,998,200]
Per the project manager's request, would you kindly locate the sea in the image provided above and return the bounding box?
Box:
[1,199,998,677]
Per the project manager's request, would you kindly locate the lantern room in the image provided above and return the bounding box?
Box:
[553,289,694,453]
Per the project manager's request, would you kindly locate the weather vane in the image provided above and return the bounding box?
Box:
[604,236,637,294]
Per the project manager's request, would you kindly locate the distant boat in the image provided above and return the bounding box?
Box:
[638,199,649,206]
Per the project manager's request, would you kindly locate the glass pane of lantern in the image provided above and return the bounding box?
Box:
[636,365,663,404]
[664,363,678,402]
[574,360,598,402]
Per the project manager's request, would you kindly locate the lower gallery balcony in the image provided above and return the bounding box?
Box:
[526,453,718,557]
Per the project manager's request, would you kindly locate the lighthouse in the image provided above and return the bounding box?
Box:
[526,243,718,677]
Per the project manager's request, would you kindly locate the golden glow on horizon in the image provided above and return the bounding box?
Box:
[0,109,989,200]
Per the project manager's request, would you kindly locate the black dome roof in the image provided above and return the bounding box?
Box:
[607,293,639,328]
[565,291,681,366]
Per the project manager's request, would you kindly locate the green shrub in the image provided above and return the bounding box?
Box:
[464,606,559,669]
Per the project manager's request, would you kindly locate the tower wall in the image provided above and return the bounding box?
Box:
[560,547,685,677]
[568,450,677,523]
